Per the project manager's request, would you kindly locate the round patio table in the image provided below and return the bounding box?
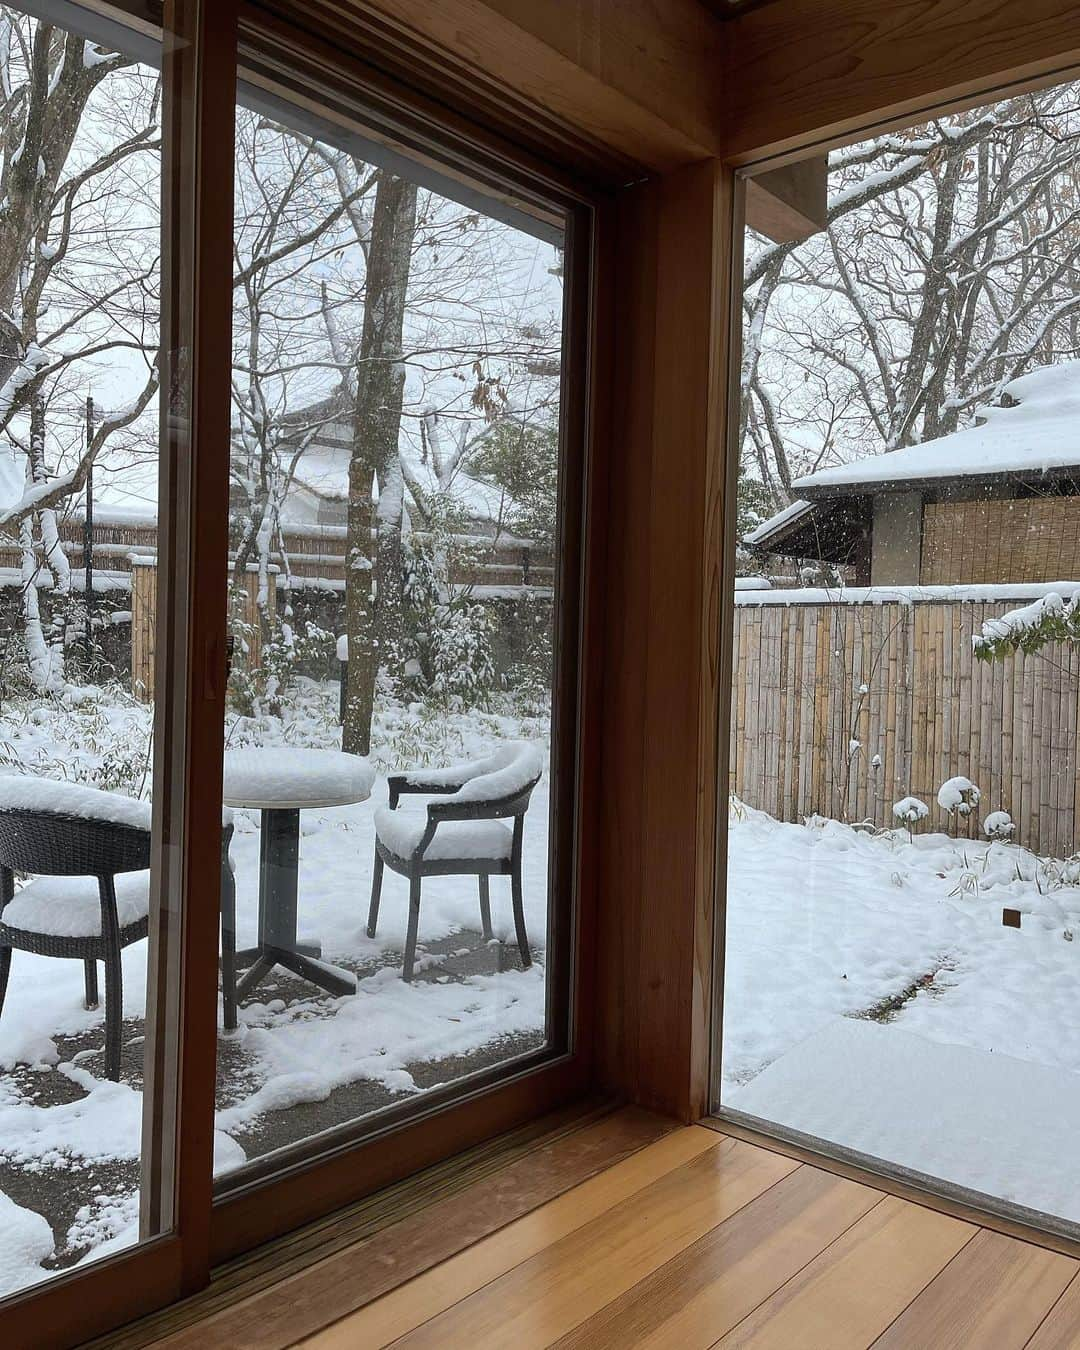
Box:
[223,747,375,1001]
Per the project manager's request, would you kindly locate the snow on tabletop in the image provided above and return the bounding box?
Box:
[222,746,375,807]
[401,741,543,802]
[0,775,151,830]
[734,576,772,591]
[2,872,150,938]
[0,1189,53,1296]
[793,360,1080,493]
[375,806,512,861]
[736,581,1080,607]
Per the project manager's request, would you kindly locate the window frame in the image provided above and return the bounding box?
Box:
[1,1,605,1329]
[0,0,238,1341]
[708,81,1080,1256]
[206,26,603,1260]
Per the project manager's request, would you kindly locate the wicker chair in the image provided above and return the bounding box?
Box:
[367,743,544,982]
[0,784,238,1081]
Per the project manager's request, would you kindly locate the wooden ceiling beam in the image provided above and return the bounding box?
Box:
[744,155,827,242]
[719,0,1080,165]
[324,0,727,173]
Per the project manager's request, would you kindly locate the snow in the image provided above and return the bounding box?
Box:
[983,810,1014,840]
[81,41,115,68]
[721,802,1080,1222]
[0,775,151,830]
[736,581,1080,607]
[892,796,928,824]
[375,807,512,861]
[222,747,375,809]
[793,361,1080,493]
[335,633,348,663]
[937,775,980,815]
[729,1018,1080,1219]
[975,590,1076,649]
[0,1189,52,1296]
[744,498,814,545]
[734,576,772,591]
[3,872,149,938]
[399,742,543,801]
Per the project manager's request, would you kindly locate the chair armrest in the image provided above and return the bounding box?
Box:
[386,774,462,809]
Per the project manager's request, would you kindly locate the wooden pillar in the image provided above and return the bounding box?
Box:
[595,158,736,1121]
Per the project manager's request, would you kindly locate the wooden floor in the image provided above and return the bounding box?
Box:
[297,1120,1080,1349]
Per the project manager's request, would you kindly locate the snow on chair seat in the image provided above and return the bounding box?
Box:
[2,871,150,938]
[374,807,512,862]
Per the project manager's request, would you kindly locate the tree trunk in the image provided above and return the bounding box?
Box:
[342,172,417,756]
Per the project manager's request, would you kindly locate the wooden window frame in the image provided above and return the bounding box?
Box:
[2,1,606,1335]
[205,14,605,1263]
[1,1,238,1345]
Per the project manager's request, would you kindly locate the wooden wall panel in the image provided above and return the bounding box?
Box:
[257,0,725,173]
[921,498,1080,586]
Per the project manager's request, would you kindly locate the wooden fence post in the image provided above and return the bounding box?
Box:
[131,559,278,703]
[130,556,156,703]
[231,563,277,670]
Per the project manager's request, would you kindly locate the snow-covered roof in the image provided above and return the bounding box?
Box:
[744,497,814,546]
[289,417,516,528]
[793,361,1080,496]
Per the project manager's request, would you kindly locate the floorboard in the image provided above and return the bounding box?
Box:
[871,1228,1076,1348]
[553,1165,883,1349]
[712,1196,976,1348]
[109,1109,1080,1348]
[386,1133,797,1348]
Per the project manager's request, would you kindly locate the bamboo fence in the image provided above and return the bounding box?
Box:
[730,597,1080,858]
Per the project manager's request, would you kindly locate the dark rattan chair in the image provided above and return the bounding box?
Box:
[367,743,544,981]
[0,783,239,1080]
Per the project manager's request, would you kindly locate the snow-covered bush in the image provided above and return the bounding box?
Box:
[892,796,929,827]
[937,776,981,818]
[982,810,1015,841]
[396,521,498,709]
[227,584,333,719]
[975,589,1080,659]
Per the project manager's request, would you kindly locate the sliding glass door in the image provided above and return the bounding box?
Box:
[0,1,590,1336]
[212,78,569,1190]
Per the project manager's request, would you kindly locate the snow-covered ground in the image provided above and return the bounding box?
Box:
[8,681,1080,1294]
[723,802,1080,1221]
[0,680,551,1295]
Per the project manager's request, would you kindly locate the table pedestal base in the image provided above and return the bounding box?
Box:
[233,807,357,1001]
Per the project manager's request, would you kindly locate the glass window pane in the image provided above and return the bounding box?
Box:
[721,81,1080,1234]
[0,2,168,1296]
[213,87,565,1180]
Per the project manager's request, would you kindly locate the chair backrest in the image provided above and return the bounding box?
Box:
[0,778,153,877]
[0,808,151,877]
[429,743,545,824]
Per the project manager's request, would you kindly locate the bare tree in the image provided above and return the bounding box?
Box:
[743,85,1080,513]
